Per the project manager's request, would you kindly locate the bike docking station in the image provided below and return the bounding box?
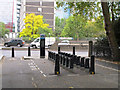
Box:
[48,46,95,75]
[40,34,45,58]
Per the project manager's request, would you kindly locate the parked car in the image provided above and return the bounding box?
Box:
[58,40,70,45]
[4,39,25,47]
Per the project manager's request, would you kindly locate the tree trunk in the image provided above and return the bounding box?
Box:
[101,2,120,61]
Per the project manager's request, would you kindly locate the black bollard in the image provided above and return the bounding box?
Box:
[48,51,50,60]
[40,34,45,58]
[76,56,81,65]
[52,52,54,60]
[73,46,75,55]
[55,54,60,75]
[63,56,66,65]
[12,47,14,57]
[50,52,52,60]
[85,58,89,68]
[74,55,77,64]
[60,55,63,64]
[58,46,60,54]
[70,55,74,69]
[89,55,95,74]
[81,57,85,67]
[53,52,55,60]
[66,57,69,67]
[28,47,31,56]
[50,52,52,59]
[53,52,54,60]
[88,41,93,57]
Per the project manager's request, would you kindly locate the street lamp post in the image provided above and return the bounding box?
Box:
[49,33,50,47]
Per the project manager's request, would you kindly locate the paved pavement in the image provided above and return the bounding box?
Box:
[0,48,119,88]
[1,56,119,88]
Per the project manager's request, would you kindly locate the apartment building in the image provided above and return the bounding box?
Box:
[20,0,55,32]
[16,0,21,32]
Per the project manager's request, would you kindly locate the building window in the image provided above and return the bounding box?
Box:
[40,1,42,6]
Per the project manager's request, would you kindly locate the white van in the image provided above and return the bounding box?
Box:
[30,37,55,48]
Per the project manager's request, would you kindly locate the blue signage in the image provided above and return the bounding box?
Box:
[40,34,45,39]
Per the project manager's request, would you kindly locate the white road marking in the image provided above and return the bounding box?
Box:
[31,68,37,71]
[43,74,47,77]
[30,66,36,68]
[32,77,34,81]
[28,63,34,65]
[96,64,120,72]
[35,65,38,67]
[28,60,47,77]
[47,75,58,77]
[40,71,43,74]
[96,59,118,64]
[32,82,37,88]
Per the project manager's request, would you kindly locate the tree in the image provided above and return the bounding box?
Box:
[0,22,9,38]
[101,2,120,61]
[19,13,50,39]
[37,27,53,37]
[54,17,66,37]
[61,15,86,40]
[56,1,120,60]
[84,17,105,38]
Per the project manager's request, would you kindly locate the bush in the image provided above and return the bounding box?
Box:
[94,36,110,47]
[94,36,112,59]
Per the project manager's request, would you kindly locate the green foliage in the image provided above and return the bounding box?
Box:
[22,37,34,43]
[84,17,105,38]
[108,2,120,20]
[95,36,109,47]
[37,27,53,37]
[0,22,9,38]
[61,15,86,40]
[56,2,102,20]
[56,2,105,40]
[94,36,112,59]
[54,17,66,37]
[60,15,105,40]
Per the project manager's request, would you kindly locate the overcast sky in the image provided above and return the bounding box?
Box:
[0,0,13,24]
[0,0,70,24]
